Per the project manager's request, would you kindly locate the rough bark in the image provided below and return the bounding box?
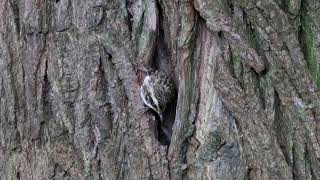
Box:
[0,0,319,179]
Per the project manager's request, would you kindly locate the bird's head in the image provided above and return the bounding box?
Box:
[140,76,162,114]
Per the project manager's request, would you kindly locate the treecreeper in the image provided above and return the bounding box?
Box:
[140,69,175,123]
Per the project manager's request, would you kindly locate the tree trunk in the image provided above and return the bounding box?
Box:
[0,0,319,179]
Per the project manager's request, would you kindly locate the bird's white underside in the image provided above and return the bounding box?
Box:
[140,75,160,114]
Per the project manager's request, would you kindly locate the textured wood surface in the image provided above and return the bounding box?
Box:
[0,0,319,179]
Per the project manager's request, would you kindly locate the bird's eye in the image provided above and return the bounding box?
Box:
[146,94,156,108]
[145,94,151,102]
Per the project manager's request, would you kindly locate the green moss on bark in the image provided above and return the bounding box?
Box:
[300,1,320,87]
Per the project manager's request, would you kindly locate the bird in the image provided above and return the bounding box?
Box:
[140,70,175,122]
